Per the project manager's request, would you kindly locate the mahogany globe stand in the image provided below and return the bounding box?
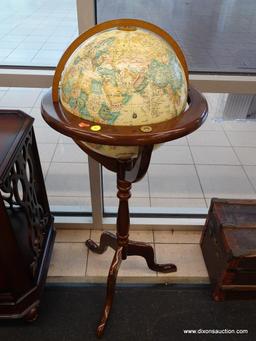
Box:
[42,83,208,337]
[41,20,207,336]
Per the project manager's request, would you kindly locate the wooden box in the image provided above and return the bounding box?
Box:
[201,198,256,301]
[0,110,55,320]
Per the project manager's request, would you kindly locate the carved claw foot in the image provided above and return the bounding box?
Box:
[96,247,123,338]
[127,241,177,273]
[85,231,117,254]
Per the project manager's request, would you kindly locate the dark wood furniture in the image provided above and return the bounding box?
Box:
[201,198,256,301]
[0,110,55,321]
[42,86,207,336]
[41,19,208,337]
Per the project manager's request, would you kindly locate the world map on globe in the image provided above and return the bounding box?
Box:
[60,25,188,158]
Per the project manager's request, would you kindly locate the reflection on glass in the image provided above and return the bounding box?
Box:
[97,0,256,74]
[0,0,78,67]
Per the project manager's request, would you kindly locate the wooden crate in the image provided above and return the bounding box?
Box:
[201,198,256,301]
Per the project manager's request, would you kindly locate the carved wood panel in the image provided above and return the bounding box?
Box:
[0,129,49,277]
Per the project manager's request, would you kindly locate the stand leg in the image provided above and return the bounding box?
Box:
[85,231,117,254]
[127,240,177,273]
[97,247,123,338]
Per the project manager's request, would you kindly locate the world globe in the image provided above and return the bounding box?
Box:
[60,20,188,159]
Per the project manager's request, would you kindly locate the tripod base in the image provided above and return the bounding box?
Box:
[86,231,177,337]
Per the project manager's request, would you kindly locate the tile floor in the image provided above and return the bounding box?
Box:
[1,87,256,211]
[48,229,208,283]
[0,0,78,66]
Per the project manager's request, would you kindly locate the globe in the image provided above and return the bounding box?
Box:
[60,21,188,159]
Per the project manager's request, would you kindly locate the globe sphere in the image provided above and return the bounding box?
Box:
[60,22,188,158]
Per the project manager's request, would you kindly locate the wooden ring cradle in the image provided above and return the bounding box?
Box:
[41,18,208,338]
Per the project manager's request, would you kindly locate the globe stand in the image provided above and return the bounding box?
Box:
[42,86,207,337]
[41,17,207,338]
[76,142,176,336]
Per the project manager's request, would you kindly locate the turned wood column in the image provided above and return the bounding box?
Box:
[116,162,132,259]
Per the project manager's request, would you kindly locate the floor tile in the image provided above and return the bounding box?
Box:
[34,126,60,144]
[0,48,13,58]
[148,164,203,198]
[86,248,115,278]
[31,49,63,66]
[225,131,256,147]
[155,244,208,280]
[222,120,256,131]
[154,231,202,244]
[52,144,88,163]
[0,41,20,49]
[150,197,206,208]
[196,165,256,199]
[164,136,188,146]
[4,49,38,63]
[48,243,87,277]
[187,130,230,146]
[41,162,50,178]
[48,196,91,208]
[45,162,90,196]
[30,107,49,127]
[90,230,154,243]
[37,143,57,162]
[103,168,149,198]
[197,118,223,131]
[90,230,115,243]
[55,229,90,243]
[190,146,240,165]
[104,196,150,207]
[205,198,212,207]
[234,147,256,165]
[58,135,74,144]
[243,166,256,191]
[42,41,71,50]
[17,41,45,49]
[0,87,41,107]
[22,35,48,43]
[33,88,48,107]
[151,146,193,164]
[1,35,27,43]
[129,230,154,242]
[0,91,7,101]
